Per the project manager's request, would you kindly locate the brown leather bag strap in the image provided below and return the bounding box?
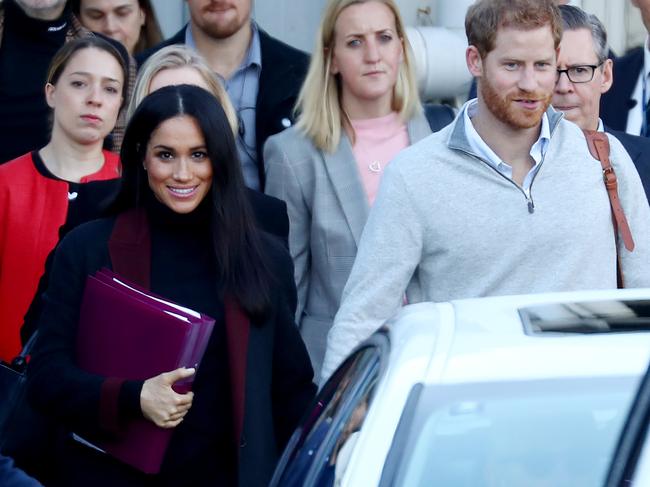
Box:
[583,130,635,252]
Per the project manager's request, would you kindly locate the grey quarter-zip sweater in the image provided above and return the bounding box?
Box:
[322,107,650,380]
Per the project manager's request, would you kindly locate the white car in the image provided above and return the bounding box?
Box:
[271,289,650,487]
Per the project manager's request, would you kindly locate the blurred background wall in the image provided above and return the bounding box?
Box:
[150,0,646,103]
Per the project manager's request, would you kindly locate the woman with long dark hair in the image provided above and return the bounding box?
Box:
[27,84,316,487]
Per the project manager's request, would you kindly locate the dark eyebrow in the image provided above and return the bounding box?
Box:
[68,72,122,84]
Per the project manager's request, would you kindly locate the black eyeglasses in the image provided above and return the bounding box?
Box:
[556,61,604,83]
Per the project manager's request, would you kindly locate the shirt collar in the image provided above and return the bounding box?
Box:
[643,36,650,77]
[597,118,605,132]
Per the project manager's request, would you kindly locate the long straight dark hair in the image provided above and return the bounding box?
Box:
[114,84,271,319]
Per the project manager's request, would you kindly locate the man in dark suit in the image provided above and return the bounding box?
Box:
[600,0,648,134]
[137,0,309,192]
[553,4,650,200]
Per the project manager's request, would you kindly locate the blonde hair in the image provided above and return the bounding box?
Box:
[127,45,238,134]
[295,0,421,152]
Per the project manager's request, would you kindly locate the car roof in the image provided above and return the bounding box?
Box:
[387,288,650,386]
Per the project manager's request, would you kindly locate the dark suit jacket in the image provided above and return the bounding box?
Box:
[601,47,644,132]
[607,127,650,202]
[137,25,310,190]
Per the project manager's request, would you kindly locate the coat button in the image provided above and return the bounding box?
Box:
[281,118,292,128]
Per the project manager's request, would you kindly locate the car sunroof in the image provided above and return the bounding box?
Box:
[519,300,650,335]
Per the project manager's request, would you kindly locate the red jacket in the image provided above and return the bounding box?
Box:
[0,150,120,361]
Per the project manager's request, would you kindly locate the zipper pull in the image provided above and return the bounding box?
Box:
[527,198,535,214]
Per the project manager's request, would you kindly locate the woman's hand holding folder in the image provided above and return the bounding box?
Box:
[140,367,195,428]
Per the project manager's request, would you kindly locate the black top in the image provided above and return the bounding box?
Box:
[0,0,71,163]
[147,194,235,486]
[27,193,315,486]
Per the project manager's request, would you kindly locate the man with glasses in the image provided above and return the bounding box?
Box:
[553,4,650,199]
[322,0,650,381]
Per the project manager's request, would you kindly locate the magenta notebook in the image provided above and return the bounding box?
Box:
[75,269,215,474]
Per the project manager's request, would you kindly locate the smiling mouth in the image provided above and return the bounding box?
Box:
[168,186,198,198]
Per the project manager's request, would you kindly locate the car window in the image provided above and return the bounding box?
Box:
[271,338,386,487]
[605,360,650,486]
[384,377,639,487]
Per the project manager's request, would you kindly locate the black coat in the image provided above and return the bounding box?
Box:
[26,202,316,487]
[607,127,650,203]
[601,47,644,132]
[137,26,310,190]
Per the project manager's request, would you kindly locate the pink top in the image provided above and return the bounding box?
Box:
[350,112,409,205]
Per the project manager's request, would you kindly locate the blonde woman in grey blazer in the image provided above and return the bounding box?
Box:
[264,0,432,376]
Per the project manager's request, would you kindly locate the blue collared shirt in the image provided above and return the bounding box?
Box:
[462,99,550,197]
[186,22,263,190]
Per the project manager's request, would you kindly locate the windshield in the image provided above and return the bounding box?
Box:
[389,377,640,487]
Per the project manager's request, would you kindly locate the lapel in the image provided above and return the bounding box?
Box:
[323,112,432,247]
[256,30,301,123]
[108,208,250,453]
[322,134,369,246]
[602,48,644,131]
[408,111,434,144]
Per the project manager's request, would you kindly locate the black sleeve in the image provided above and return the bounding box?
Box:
[269,241,317,450]
[26,223,143,439]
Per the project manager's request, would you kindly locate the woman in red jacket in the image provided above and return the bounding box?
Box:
[0,36,127,362]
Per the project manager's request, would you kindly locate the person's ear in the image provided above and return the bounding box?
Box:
[466,45,483,77]
[600,58,614,94]
[45,82,56,109]
[138,7,146,27]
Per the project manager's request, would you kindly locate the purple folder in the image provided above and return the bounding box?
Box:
[75,269,215,474]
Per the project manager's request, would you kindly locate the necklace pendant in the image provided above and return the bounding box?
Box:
[369,160,382,173]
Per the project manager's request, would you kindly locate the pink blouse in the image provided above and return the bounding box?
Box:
[350,112,409,205]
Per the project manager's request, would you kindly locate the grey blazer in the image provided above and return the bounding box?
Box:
[264,113,432,375]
